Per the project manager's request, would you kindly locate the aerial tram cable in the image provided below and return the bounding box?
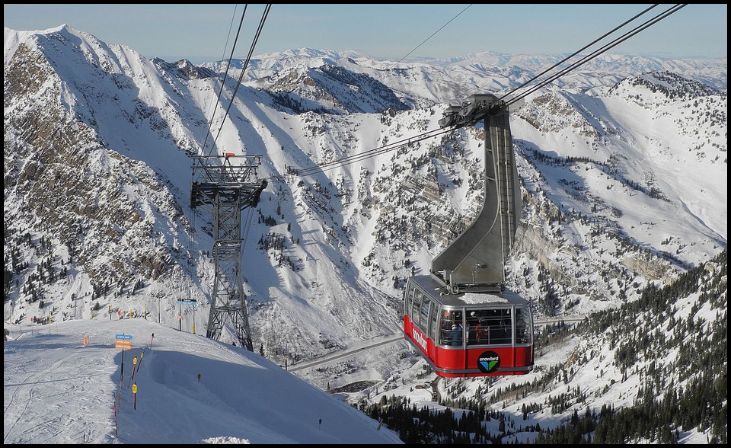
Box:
[270,4,691,377]
[297,128,455,175]
[202,4,249,157]
[212,4,272,148]
[241,206,255,263]
[399,5,688,377]
[288,4,686,179]
[220,4,239,61]
[279,5,475,178]
[496,3,659,103]
[397,4,473,63]
[503,4,688,108]
[295,126,456,177]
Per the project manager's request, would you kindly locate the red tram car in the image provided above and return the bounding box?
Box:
[402,276,534,378]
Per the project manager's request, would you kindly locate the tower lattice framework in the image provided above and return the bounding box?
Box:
[191,154,267,351]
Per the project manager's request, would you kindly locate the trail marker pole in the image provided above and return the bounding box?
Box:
[132,383,138,410]
[115,333,134,386]
[177,299,197,334]
[131,355,138,383]
[113,389,119,437]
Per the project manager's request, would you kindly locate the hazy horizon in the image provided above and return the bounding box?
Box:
[4,4,727,64]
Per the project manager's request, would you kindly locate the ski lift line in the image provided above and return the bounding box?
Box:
[397,4,473,63]
[290,317,586,372]
[503,4,687,108]
[294,125,457,177]
[263,5,682,180]
[292,126,453,177]
[294,128,447,176]
[289,334,405,372]
[211,4,272,148]
[294,130,451,178]
[297,128,457,177]
[202,5,249,157]
[193,154,262,160]
[496,3,660,104]
[282,4,683,178]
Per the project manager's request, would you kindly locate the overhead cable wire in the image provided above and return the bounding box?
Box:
[397,4,473,63]
[212,4,272,147]
[298,126,449,173]
[296,127,456,177]
[221,4,239,61]
[202,4,248,157]
[293,4,687,179]
[279,5,474,178]
[291,4,476,176]
[497,3,659,102]
[241,206,255,263]
[504,4,687,107]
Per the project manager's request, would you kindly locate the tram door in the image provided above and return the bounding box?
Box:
[439,308,465,370]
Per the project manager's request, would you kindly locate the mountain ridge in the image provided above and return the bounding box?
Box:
[4,24,727,443]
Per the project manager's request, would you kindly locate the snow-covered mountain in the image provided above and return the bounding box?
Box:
[207,47,727,106]
[3,24,727,443]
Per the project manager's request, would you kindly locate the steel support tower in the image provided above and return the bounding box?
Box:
[191,154,267,351]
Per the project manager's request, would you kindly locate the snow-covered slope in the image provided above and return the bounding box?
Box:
[3,26,727,443]
[3,25,401,362]
[5,24,726,335]
[3,318,401,443]
[322,250,727,444]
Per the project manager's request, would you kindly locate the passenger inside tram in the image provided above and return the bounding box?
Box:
[440,310,463,346]
[466,309,512,345]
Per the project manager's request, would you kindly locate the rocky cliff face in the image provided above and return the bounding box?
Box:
[5,37,195,325]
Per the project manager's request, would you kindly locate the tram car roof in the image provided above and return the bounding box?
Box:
[410,275,529,309]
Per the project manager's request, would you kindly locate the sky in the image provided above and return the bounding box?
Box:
[3,4,728,63]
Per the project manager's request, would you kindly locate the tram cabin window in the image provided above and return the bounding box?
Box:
[413,289,427,327]
[410,289,420,322]
[439,310,463,346]
[466,308,512,345]
[419,297,430,329]
[515,307,532,344]
[429,304,439,341]
[404,287,414,318]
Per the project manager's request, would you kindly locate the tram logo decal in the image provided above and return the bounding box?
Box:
[412,327,428,352]
[477,351,500,373]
